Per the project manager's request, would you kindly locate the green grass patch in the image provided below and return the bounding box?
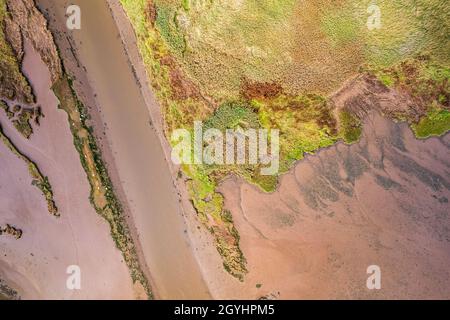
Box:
[251,94,339,170]
[204,101,260,131]
[339,110,362,144]
[155,4,186,55]
[412,108,450,138]
[321,5,361,46]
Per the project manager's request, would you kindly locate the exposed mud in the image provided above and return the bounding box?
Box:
[0,41,136,299]
[218,113,450,299]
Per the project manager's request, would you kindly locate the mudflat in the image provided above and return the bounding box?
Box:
[217,113,450,299]
[0,41,135,299]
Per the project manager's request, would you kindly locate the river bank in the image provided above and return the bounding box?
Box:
[37,0,212,299]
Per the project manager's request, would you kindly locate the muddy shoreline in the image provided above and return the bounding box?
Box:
[219,112,450,299]
[37,0,212,299]
[0,38,136,300]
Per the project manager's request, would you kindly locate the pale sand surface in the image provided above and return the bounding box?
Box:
[216,113,450,299]
[0,41,135,299]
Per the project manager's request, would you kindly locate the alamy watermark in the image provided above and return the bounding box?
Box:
[171,121,280,175]
[66,5,81,30]
[367,4,382,30]
[366,265,381,290]
[66,265,81,290]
